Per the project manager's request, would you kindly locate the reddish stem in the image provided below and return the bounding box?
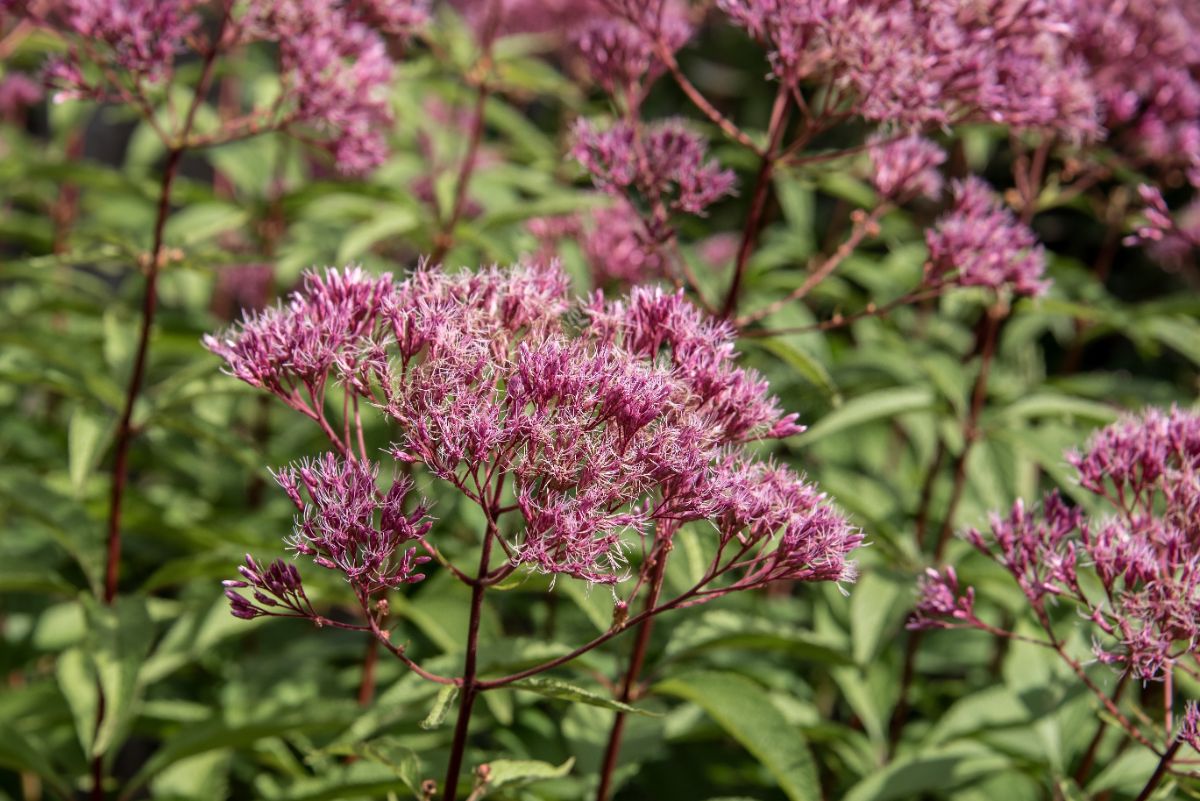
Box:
[1134,738,1181,801]
[358,636,379,707]
[1074,672,1129,784]
[595,543,671,801]
[104,147,183,605]
[430,60,492,265]
[721,87,791,318]
[103,0,231,605]
[932,304,1004,562]
[441,524,497,801]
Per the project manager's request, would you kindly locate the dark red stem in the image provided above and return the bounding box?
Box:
[104,147,183,605]
[440,525,496,801]
[594,546,670,801]
[1134,738,1181,801]
[103,1,230,605]
[721,87,791,318]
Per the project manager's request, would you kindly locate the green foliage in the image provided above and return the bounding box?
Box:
[2,5,1198,801]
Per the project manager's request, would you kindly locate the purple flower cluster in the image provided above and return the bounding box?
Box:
[572,118,737,217]
[573,5,692,100]
[869,133,945,201]
[14,0,421,174]
[716,0,1099,138]
[1074,0,1200,178]
[914,406,1200,682]
[244,0,419,173]
[23,0,199,85]
[202,266,392,405]
[225,555,313,620]
[209,263,859,591]
[925,178,1048,297]
[224,453,432,616]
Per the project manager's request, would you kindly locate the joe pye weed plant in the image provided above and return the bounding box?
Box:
[2,0,1200,799]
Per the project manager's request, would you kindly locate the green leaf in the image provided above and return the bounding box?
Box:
[1086,748,1161,795]
[55,646,99,758]
[68,405,108,496]
[420,684,459,730]
[91,596,156,756]
[749,338,839,401]
[164,202,251,247]
[557,578,612,633]
[850,572,908,666]
[481,757,574,791]
[0,727,74,800]
[664,609,850,666]
[353,737,422,793]
[842,742,1011,801]
[125,707,358,797]
[654,671,821,801]
[997,393,1120,425]
[799,386,937,445]
[509,677,655,716]
[336,206,419,263]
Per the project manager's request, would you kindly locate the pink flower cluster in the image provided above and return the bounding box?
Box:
[275,455,432,589]
[208,263,859,590]
[244,0,423,173]
[869,133,945,201]
[573,5,692,100]
[716,0,1098,138]
[1074,0,1200,177]
[13,0,424,174]
[22,0,199,84]
[925,178,1048,297]
[572,118,737,217]
[913,407,1200,682]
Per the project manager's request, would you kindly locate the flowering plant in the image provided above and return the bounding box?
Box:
[1,0,1200,799]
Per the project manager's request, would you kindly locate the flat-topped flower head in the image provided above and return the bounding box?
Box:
[870,133,945,201]
[13,0,415,175]
[211,262,858,589]
[914,406,1200,681]
[926,178,1048,296]
[573,118,736,216]
[716,0,1099,139]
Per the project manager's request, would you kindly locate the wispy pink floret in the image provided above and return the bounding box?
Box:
[202,266,393,398]
[717,0,1099,139]
[909,567,975,630]
[22,0,199,83]
[210,262,858,588]
[869,133,945,201]
[271,453,432,594]
[573,7,691,97]
[926,177,1048,297]
[573,118,736,216]
[921,406,1200,681]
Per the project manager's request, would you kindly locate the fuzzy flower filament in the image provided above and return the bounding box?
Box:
[913,406,1200,687]
[209,262,859,603]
